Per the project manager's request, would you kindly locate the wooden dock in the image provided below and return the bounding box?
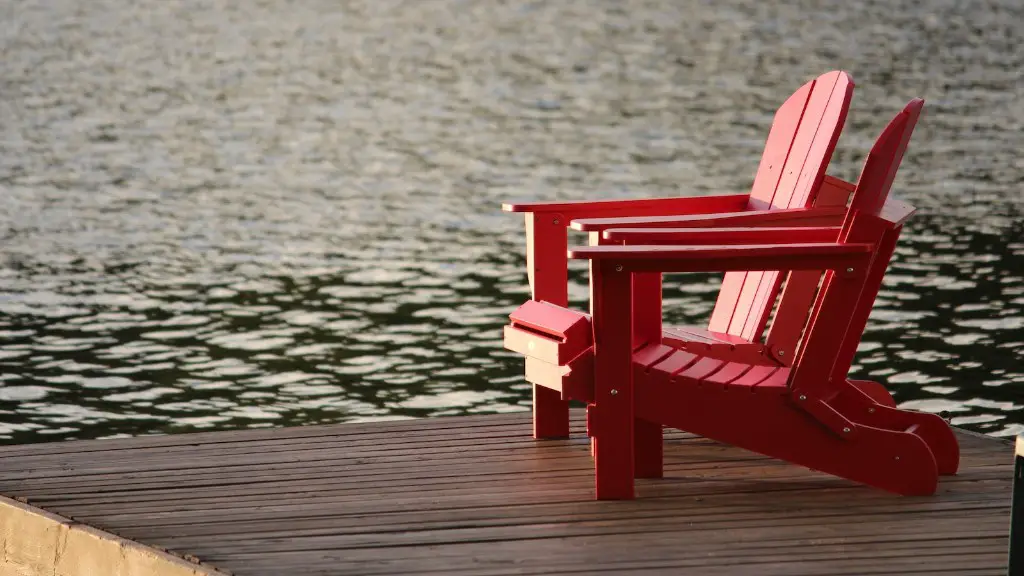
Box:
[0,411,1013,575]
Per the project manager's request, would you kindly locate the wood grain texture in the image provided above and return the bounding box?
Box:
[0,411,1012,576]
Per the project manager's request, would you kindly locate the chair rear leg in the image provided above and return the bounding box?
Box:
[533,386,570,438]
[634,418,663,478]
[635,376,940,496]
[593,436,634,498]
[631,272,663,478]
[833,384,960,475]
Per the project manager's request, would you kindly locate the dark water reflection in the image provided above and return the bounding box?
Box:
[0,0,1021,444]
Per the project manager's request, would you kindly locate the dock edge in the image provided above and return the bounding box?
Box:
[0,495,228,576]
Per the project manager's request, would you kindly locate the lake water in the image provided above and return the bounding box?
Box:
[1,0,1021,444]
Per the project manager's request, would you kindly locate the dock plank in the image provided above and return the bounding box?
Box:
[0,411,1012,575]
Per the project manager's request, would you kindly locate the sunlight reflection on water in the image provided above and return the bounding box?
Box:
[0,0,1021,443]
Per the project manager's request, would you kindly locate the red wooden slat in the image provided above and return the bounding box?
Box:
[769,71,841,210]
[753,368,791,392]
[503,193,748,216]
[729,72,852,340]
[790,75,854,208]
[764,269,824,361]
[707,273,748,333]
[676,357,725,381]
[649,350,699,378]
[666,326,749,345]
[573,205,847,232]
[573,242,873,262]
[728,365,778,387]
[603,226,841,244]
[663,326,719,345]
[739,272,785,340]
[760,178,849,357]
[633,344,677,370]
[701,362,752,386]
[726,271,767,335]
[747,79,814,207]
[712,73,819,332]
[714,72,851,338]
[569,243,874,274]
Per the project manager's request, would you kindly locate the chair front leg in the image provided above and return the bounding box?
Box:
[590,260,635,499]
[526,212,571,439]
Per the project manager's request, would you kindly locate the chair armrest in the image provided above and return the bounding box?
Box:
[571,206,847,232]
[502,194,749,220]
[602,226,842,244]
[568,243,873,274]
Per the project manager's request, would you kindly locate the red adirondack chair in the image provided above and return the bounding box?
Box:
[552,99,959,499]
[503,71,856,439]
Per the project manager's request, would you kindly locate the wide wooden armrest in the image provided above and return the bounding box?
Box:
[603,226,842,245]
[571,206,847,232]
[568,243,873,274]
[501,194,749,220]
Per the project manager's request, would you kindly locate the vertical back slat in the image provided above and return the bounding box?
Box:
[708,78,818,333]
[763,186,850,356]
[706,272,748,333]
[790,80,856,208]
[746,82,815,209]
[768,71,843,210]
[739,76,854,341]
[714,72,852,339]
[738,272,786,339]
[725,270,773,335]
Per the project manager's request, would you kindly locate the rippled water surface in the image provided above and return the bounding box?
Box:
[1,0,1022,444]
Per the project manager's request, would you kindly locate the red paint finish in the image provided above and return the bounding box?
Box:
[712,71,853,339]
[499,84,953,500]
[557,100,956,498]
[603,226,841,245]
[590,261,635,499]
[525,213,570,439]
[573,205,848,232]
[504,73,854,442]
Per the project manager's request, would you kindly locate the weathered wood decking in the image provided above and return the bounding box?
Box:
[0,411,1013,575]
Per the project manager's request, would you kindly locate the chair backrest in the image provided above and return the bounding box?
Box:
[707,71,854,342]
[844,99,923,220]
[791,99,924,385]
